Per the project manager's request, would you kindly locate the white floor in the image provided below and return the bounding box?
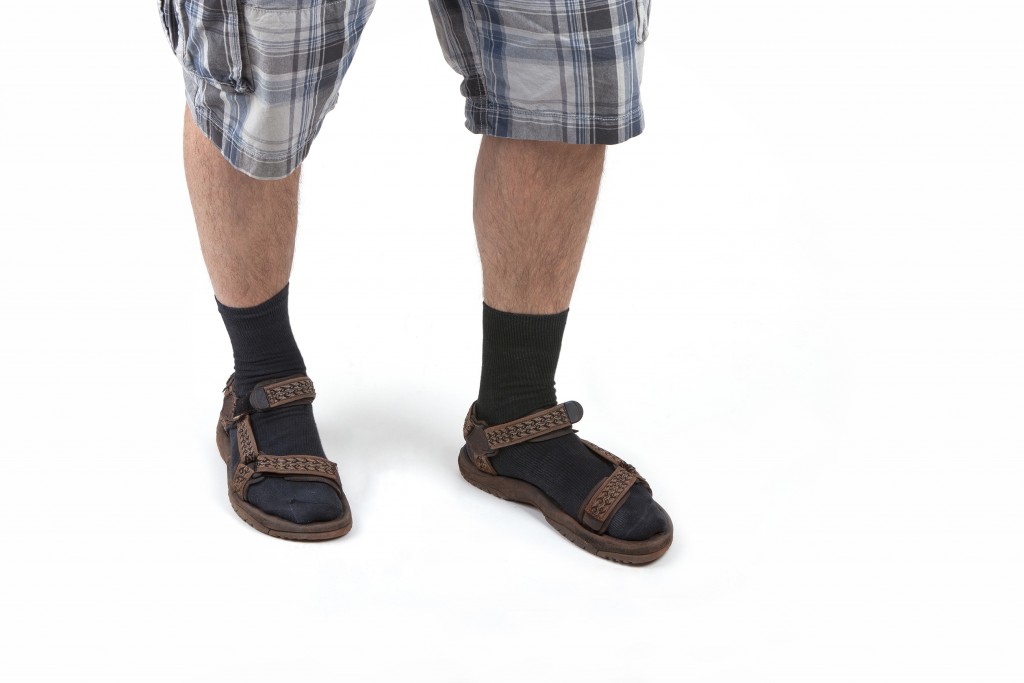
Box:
[1,1,1022,680]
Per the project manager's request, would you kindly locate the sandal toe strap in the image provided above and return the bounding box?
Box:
[255,454,339,479]
[232,455,343,500]
[580,465,640,534]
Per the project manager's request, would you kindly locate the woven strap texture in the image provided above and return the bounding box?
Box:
[255,455,342,495]
[224,377,341,500]
[581,466,639,533]
[249,376,316,411]
[464,401,583,474]
[236,415,259,464]
[482,402,581,450]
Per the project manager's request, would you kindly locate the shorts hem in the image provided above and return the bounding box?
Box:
[464,100,645,145]
[186,100,318,181]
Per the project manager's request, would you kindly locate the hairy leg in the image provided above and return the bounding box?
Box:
[183,106,301,308]
[474,136,605,314]
[183,106,344,530]
[469,136,668,544]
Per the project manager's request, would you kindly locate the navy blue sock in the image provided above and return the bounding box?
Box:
[217,283,342,524]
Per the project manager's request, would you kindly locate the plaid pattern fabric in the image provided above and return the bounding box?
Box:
[161,0,376,179]
[160,0,651,179]
[429,0,650,144]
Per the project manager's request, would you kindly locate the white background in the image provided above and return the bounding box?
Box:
[1,0,1022,680]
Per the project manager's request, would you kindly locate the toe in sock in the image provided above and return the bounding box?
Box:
[236,407,344,524]
[476,303,668,541]
[219,284,343,524]
[489,435,669,541]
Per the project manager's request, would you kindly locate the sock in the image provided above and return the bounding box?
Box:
[217,282,307,398]
[475,302,669,540]
[218,283,343,524]
[475,302,568,425]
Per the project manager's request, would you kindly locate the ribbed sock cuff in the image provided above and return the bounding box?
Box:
[476,302,569,424]
[215,281,291,328]
[217,282,306,396]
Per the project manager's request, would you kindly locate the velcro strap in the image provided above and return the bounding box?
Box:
[248,376,316,411]
[256,454,337,477]
[255,455,342,495]
[483,401,584,451]
[581,466,639,534]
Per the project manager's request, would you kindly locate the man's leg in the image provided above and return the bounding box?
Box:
[183,107,299,308]
[160,0,374,538]
[469,135,670,543]
[429,0,670,559]
[473,136,603,315]
[184,110,346,530]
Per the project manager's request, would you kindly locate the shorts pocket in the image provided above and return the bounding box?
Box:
[159,0,181,55]
[635,0,651,43]
[163,0,253,94]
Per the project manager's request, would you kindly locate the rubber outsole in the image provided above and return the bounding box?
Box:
[458,446,672,565]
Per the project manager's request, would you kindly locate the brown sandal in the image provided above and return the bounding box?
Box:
[459,401,673,564]
[217,374,352,541]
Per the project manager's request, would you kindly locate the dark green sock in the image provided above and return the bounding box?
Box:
[475,302,668,540]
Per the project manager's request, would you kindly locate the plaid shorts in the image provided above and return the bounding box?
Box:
[159,0,652,179]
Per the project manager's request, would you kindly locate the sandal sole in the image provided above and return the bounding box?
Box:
[458,446,672,565]
[217,419,352,541]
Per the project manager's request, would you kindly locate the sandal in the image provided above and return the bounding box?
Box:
[459,401,673,564]
[217,374,352,541]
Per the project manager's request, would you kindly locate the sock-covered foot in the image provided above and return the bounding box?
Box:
[218,284,343,524]
[475,303,669,541]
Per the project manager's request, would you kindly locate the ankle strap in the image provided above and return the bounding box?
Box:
[249,375,316,410]
[225,374,316,420]
[463,401,583,473]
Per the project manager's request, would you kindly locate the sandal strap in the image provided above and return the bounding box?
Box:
[226,385,343,501]
[577,441,651,534]
[485,401,583,448]
[232,463,257,498]
[223,374,317,421]
[460,396,651,533]
[231,455,343,500]
[248,375,316,411]
[463,401,584,474]
[236,414,259,464]
[257,454,343,496]
[580,466,640,534]
[255,454,339,479]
